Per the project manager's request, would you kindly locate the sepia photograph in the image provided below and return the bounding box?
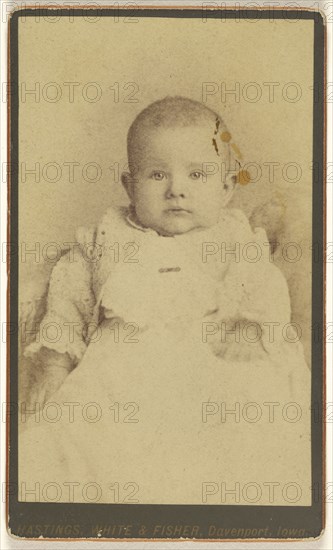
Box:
[6,4,325,541]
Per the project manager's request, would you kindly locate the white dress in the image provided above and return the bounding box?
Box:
[20,207,311,505]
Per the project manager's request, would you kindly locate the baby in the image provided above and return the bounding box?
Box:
[20,97,311,505]
[25,96,299,402]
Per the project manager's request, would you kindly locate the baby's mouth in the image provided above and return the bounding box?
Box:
[165,206,192,214]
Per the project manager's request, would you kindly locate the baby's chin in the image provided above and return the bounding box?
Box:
[143,216,212,237]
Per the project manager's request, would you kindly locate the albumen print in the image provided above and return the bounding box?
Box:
[8,6,324,540]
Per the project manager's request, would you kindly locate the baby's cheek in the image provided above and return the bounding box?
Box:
[135,185,163,208]
[135,198,162,228]
[198,200,221,225]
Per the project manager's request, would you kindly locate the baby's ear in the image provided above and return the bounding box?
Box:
[121,171,134,201]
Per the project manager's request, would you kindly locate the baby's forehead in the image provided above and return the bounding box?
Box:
[141,119,216,137]
[133,136,229,174]
[136,122,220,154]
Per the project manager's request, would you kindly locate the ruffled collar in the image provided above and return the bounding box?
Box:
[125,207,153,233]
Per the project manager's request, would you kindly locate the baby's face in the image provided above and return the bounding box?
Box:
[124,125,232,236]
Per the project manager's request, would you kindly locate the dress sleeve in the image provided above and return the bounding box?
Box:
[23,249,95,364]
[215,214,305,363]
[235,226,306,361]
[237,227,291,326]
[217,211,291,325]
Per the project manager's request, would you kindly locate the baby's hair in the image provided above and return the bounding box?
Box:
[129,96,221,131]
[127,96,223,165]
[127,96,250,185]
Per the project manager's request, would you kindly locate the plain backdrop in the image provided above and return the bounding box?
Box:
[18,14,314,279]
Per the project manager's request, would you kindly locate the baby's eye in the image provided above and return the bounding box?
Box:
[150,171,167,181]
[189,170,205,181]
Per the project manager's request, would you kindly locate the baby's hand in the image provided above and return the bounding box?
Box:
[209,319,268,362]
[39,366,69,405]
[28,348,73,409]
[222,339,268,362]
[29,365,70,409]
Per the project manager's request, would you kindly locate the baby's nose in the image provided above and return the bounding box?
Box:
[166,176,188,198]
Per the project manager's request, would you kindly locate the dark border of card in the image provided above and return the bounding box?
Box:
[6,5,326,542]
